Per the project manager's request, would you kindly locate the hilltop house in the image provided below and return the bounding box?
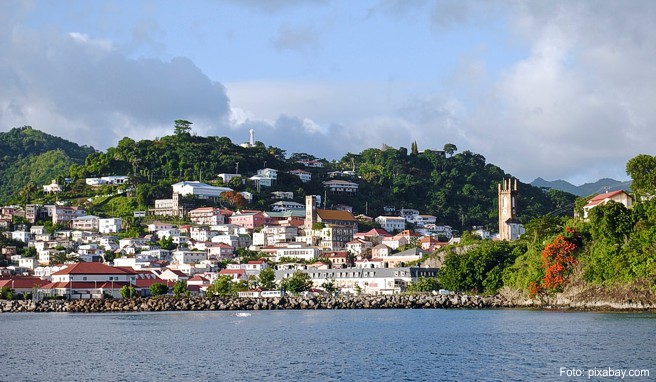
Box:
[289,169,312,183]
[581,190,634,219]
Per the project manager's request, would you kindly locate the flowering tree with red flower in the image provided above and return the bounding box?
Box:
[540,227,580,293]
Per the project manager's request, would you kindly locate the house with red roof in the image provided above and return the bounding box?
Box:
[420,236,447,252]
[218,268,247,281]
[581,190,633,219]
[39,262,137,299]
[0,277,50,296]
[346,238,373,257]
[133,272,175,296]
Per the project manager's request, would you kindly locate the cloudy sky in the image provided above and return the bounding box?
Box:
[2,0,654,185]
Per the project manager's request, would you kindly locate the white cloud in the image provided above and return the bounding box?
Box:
[0,15,230,150]
[68,32,114,51]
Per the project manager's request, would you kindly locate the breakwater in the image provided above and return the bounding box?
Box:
[2,293,654,313]
[1,294,510,313]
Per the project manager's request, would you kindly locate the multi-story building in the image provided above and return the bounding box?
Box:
[289,169,312,183]
[375,216,406,232]
[53,206,86,227]
[270,201,304,212]
[172,181,233,200]
[323,180,359,193]
[276,266,439,295]
[252,225,298,247]
[229,212,269,229]
[72,215,100,231]
[99,218,122,233]
[273,244,321,262]
[189,207,225,225]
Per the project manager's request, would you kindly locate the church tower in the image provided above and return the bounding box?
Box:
[498,178,518,241]
[305,195,317,230]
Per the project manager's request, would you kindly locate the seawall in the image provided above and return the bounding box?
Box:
[1,293,654,313]
[1,294,509,313]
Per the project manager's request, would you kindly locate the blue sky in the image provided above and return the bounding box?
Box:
[2,0,655,185]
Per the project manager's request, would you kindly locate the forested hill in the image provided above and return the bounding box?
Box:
[0,126,96,202]
[1,124,576,229]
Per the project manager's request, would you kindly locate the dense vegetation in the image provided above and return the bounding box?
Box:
[334,146,575,228]
[1,123,574,230]
[433,154,656,296]
[0,126,96,203]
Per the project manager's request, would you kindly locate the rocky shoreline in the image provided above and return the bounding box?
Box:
[1,293,654,313]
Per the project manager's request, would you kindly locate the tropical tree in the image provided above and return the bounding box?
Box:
[407,276,441,293]
[258,267,277,290]
[207,275,234,297]
[173,280,190,298]
[0,286,15,300]
[321,277,338,295]
[174,119,193,136]
[443,143,458,157]
[280,271,313,294]
[120,285,137,299]
[149,283,169,297]
[19,182,37,205]
[626,154,656,198]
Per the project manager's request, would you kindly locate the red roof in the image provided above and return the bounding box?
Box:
[0,277,50,289]
[366,228,392,237]
[188,275,209,282]
[52,262,137,276]
[40,281,130,289]
[247,260,265,264]
[585,190,629,208]
[219,269,245,275]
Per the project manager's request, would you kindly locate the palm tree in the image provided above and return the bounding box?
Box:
[19,182,37,205]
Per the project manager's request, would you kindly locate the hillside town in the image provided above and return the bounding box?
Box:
[0,161,634,302]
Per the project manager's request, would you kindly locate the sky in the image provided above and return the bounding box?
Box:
[1,0,655,185]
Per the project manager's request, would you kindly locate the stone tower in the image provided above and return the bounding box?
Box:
[305,195,317,230]
[498,178,518,241]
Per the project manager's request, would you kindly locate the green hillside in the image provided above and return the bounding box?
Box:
[1,123,575,229]
[0,126,96,203]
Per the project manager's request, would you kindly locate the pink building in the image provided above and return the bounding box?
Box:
[229,212,269,229]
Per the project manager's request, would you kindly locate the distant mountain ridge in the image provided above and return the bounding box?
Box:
[530,177,632,197]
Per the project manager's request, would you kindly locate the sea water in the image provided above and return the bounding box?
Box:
[1,309,654,381]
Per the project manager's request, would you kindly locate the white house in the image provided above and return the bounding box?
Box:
[274,244,321,262]
[270,201,305,212]
[218,173,242,184]
[41,262,137,299]
[172,181,233,200]
[398,208,420,221]
[172,249,207,265]
[43,180,62,194]
[250,175,273,187]
[99,218,122,233]
[375,216,406,232]
[581,190,634,219]
[257,168,278,180]
[409,214,437,227]
[189,207,225,225]
[323,180,359,193]
[271,191,294,200]
[85,176,129,186]
[147,222,173,232]
[276,266,438,295]
[289,169,312,183]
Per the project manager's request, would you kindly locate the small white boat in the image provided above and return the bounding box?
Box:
[235,312,251,317]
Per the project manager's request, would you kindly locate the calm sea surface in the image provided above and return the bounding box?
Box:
[1,309,654,381]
